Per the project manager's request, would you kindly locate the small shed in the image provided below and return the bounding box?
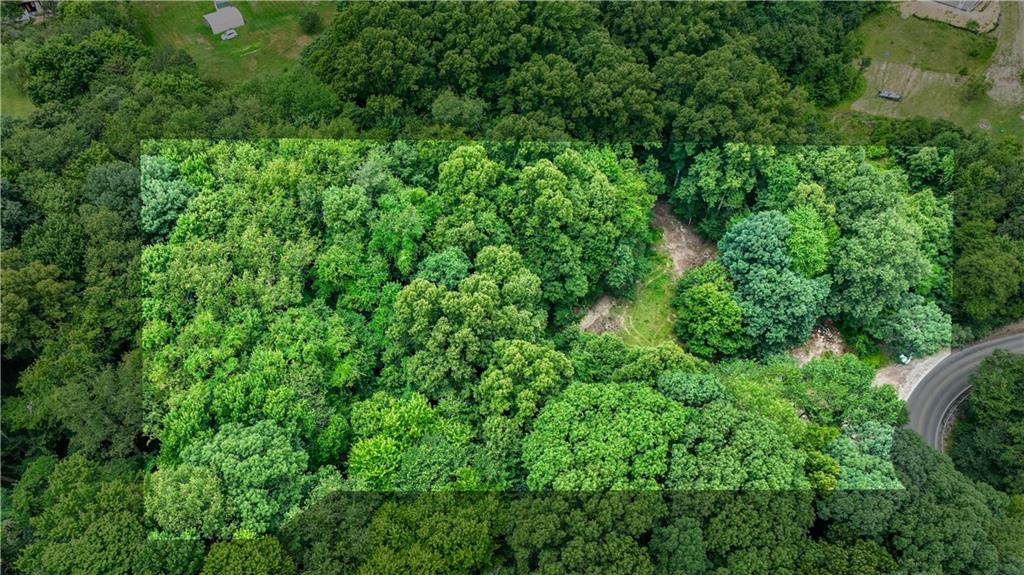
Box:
[877,90,903,101]
[203,7,245,35]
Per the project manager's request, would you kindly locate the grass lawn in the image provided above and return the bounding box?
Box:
[1,72,34,119]
[132,1,335,85]
[858,9,995,75]
[613,239,679,349]
[840,7,1022,142]
[1,41,35,118]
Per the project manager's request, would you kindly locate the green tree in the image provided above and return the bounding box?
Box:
[385,245,546,401]
[668,400,808,490]
[719,210,793,281]
[735,266,830,356]
[139,155,197,241]
[475,339,573,428]
[171,421,315,536]
[299,10,323,35]
[872,293,951,358]
[785,206,830,277]
[656,41,812,145]
[655,371,728,408]
[951,351,1024,495]
[24,29,145,103]
[831,210,929,328]
[672,261,750,358]
[953,236,1023,325]
[200,536,296,575]
[829,161,906,232]
[508,492,664,575]
[358,494,503,575]
[14,455,145,575]
[827,422,902,490]
[414,247,471,289]
[792,355,907,428]
[347,392,487,491]
[523,383,689,490]
[670,144,764,239]
[0,249,76,359]
[146,464,229,539]
[83,161,141,223]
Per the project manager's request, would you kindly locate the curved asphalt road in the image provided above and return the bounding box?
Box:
[906,333,1024,451]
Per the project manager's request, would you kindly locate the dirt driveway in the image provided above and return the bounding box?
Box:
[986,0,1023,105]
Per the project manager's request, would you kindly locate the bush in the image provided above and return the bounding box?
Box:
[962,74,991,103]
[299,10,322,35]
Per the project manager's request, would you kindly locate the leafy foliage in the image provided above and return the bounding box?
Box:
[672,261,750,359]
[2,3,1021,574]
[951,351,1024,495]
[523,383,689,490]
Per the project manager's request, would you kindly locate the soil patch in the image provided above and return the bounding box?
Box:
[985,0,1023,105]
[873,349,951,400]
[652,200,717,281]
[579,294,624,334]
[898,0,1000,33]
[789,320,849,366]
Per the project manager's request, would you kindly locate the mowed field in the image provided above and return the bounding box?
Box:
[1,42,34,118]
[844,7,1023,141]
[613,248,678,348]
[132,1,335,85]
[1,64,34,117]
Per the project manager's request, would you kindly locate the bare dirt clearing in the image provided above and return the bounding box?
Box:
[899,0,1000,33]
[579,201,715,343]
[789,320,849,366]
[874,348,951,400]
[578,294,623,334]
[651,201,717,281]
[986,0,1023,105]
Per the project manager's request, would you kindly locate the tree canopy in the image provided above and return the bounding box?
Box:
[1,3,1021,574]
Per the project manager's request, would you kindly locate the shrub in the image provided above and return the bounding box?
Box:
[299,10,322,35]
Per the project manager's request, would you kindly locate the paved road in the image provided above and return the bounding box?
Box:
[906,333,1024,451]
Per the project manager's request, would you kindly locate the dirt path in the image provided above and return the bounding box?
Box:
[579,201,714,335]
[651,200,717,281]
[986,0,1023,105]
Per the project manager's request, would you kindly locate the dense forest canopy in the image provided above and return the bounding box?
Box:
[1,2,1023,574]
